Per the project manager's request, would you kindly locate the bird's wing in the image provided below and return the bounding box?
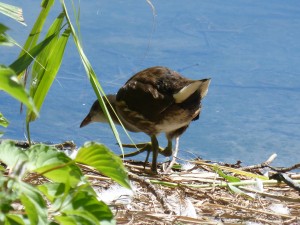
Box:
[116,79,174,121]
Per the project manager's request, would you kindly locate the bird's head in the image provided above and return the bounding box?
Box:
[80,95,116,128]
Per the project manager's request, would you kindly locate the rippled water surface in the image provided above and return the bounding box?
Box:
[1,1,300,166]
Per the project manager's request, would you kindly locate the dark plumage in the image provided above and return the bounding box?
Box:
[80,66,211,173]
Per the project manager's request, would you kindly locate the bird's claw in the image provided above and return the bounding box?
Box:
[119,142,172,158]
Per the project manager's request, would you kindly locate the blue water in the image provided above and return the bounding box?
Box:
[1,1,300,166]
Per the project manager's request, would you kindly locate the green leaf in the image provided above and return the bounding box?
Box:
[31,13,65,78]
[16,0,55,64]
[0,23,9,33]
[0,173,15,215]
[18,182,48,225]
[214,166,240,183]
[196,161,269,180]
[76,142,130,189]
[9,33,57,75]
[58,187,115,225]
[0,67,38,116]
[172,164,181,170]
[0,3,26,26]
[0,164,5,171]
[26,144,83,187]
[38,183,67,203]
[0,112,9,128]
[39,182,93,213]
[61,1,126,155]
[25,12,69,124]
[0,112,9,136]
[0,23,13,46]
[3,214,27,225]
[39,181,115,225]
[0,140,28,170]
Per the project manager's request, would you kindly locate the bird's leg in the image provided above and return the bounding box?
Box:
[159,139,173,157]
[119,143,151,158]
[119,142,154,171]
[150,135,159,173]
[119,138,172,173]
[143,148,151,169]
[120,142,165,157]
[164,137,180,173]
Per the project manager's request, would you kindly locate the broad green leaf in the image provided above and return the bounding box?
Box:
[0,112,9,128]
[57,187,114,225]
[214,166,240,183]
[0,141,28,170]
[54,216,78,225]
[18,182,48,225]
[61,1,126,155]
[0,67,38,116]
[0,3,25,26]
[39,182,114,224]
[38,183,67,203]
[26,144,82,187]
[39,182,96,214]
[3,214,27,225]
[76,142,130,189]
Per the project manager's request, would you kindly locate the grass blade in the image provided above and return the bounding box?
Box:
[26,14,70,123]
[61,0,124,154]
[0,2,26,26]
[17,0,55,79]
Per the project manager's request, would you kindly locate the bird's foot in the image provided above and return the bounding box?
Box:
[119,142,172,157]
[119,142,152,158]
[119,140,173,174]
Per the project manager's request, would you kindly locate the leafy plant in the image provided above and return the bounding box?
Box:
[0,140,130,224]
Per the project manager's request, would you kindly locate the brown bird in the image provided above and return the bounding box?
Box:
[80,66,210,173]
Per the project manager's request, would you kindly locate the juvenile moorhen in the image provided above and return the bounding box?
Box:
[80,66,211,173]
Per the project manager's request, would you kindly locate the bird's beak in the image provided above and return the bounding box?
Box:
[80,114,92,128]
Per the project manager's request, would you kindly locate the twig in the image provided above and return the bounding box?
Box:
[127,171,173,214]
[240,186,300,203]
[267,163,300,173]
[270,173,300,192]
[240,153,277,170]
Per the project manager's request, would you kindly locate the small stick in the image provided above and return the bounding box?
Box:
[267,163,300,173]
[127,171,173,214]
[241,153,277,170]
[270,173,300,192]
